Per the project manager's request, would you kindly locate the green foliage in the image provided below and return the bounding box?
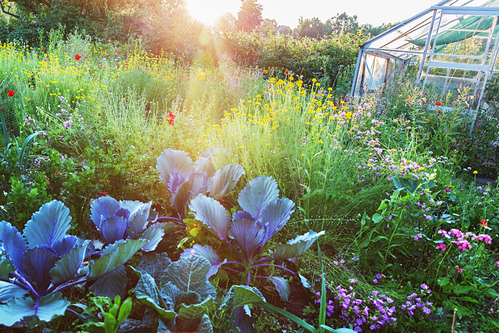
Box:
[77,295,133,333]
[236,0,263,32]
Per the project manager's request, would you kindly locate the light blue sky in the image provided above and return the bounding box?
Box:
[186,0,441,28]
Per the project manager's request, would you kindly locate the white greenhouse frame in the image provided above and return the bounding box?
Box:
[351,0,499,112]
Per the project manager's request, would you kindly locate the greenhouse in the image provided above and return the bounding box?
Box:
[351,0,499,106]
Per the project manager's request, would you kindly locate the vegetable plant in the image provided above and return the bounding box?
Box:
[76,295,133,333]
[0,200,147,328]
[89,196,177,297]
[185,175,324,300]
[133,253,271,332]
[156,148,245,223]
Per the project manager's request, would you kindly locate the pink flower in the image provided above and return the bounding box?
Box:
[496,261,499,268]
[436,243,446,251]
[445,188,451,192]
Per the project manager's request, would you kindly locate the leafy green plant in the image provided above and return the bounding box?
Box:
[77,295,132,333]
[185,175,324,300]
[0,200,147,328]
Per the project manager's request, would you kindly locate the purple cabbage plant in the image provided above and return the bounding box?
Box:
[156,148,245,223]
[0,200,147,328]
[89,196,176,297]
[184,175,325,301]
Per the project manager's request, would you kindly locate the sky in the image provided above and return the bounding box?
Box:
[185,0,443,28]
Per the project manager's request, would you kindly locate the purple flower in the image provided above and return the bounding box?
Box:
[373,279,378,284]
[423,307,431,314]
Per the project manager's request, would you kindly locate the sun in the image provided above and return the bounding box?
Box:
[185,0,239,26]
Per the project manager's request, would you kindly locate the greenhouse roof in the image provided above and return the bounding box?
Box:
[362,0,499,60]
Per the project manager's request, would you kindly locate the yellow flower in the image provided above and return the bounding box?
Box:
[473,170,478,174]
[312,78,317,83]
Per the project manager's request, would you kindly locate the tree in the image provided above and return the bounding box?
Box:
[236,0,262,32]
[295,17,325,39]
[326,12,359,35]
[214,12,237,33]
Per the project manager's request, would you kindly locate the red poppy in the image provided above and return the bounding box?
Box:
[75,54,82,61]
[481,219,487,227]
[42,47,45,51]
[79,159,83,162]
[285,69,289,74]
[167,112,176,126]
[435,101,442,106]
[437,109,441,113]
[7,90,15,97]
[151,147,154,150]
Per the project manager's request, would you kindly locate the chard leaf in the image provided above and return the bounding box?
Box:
[189,195,229,240]
[90,196,120,230]
[193,156,216,178]
[50,240,90,286]
[161,256,216,299]
[231,220,267,259]
[120,201,152,238]
[139,226,165,252]
[261,198,295,241]
[135,273,175,321]
[89,239,147,278]
[176,299,216,332]
[238,176,279,220]
[157,149,194,191]
[89,266,127,298]
[208,163,245,200]
[271,277,290,301]
[23,200,71,248]
[0,221,27,273]
[0,292,69,327]
[273,230,325,259]
[21,247,59,293]
[0,281,29,302]
[100,210,130,244]
[173,172,208,219]
[180,244,224,279]
[51,236,78,257]
[135,253,172,282]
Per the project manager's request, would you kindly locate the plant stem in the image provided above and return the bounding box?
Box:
[252,263,296,276]
[12,272,39,298]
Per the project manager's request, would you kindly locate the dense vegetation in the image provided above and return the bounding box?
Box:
[0,1,499,332]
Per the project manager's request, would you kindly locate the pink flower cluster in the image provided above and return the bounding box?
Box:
[437,228,492,252]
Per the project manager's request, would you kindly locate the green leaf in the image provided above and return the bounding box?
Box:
[273,230,325,259]
[89,266,128,299]
[0,281,29,302]
[50,240,90,286]
[232,285,266,308]
[23,200,72,248]
[372,213,383,223]
[459,296,478,303]
[117,297,132,325]
[437,277,450,287]
[161,255,216,299]
[453,285,473,295]
[0,292,70,327]
[135,273,175,322]
[176,297,216,332]
[484,288,499,298]
[89,239,147,278]
[103,312,117,333]
[134,252,172,282]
